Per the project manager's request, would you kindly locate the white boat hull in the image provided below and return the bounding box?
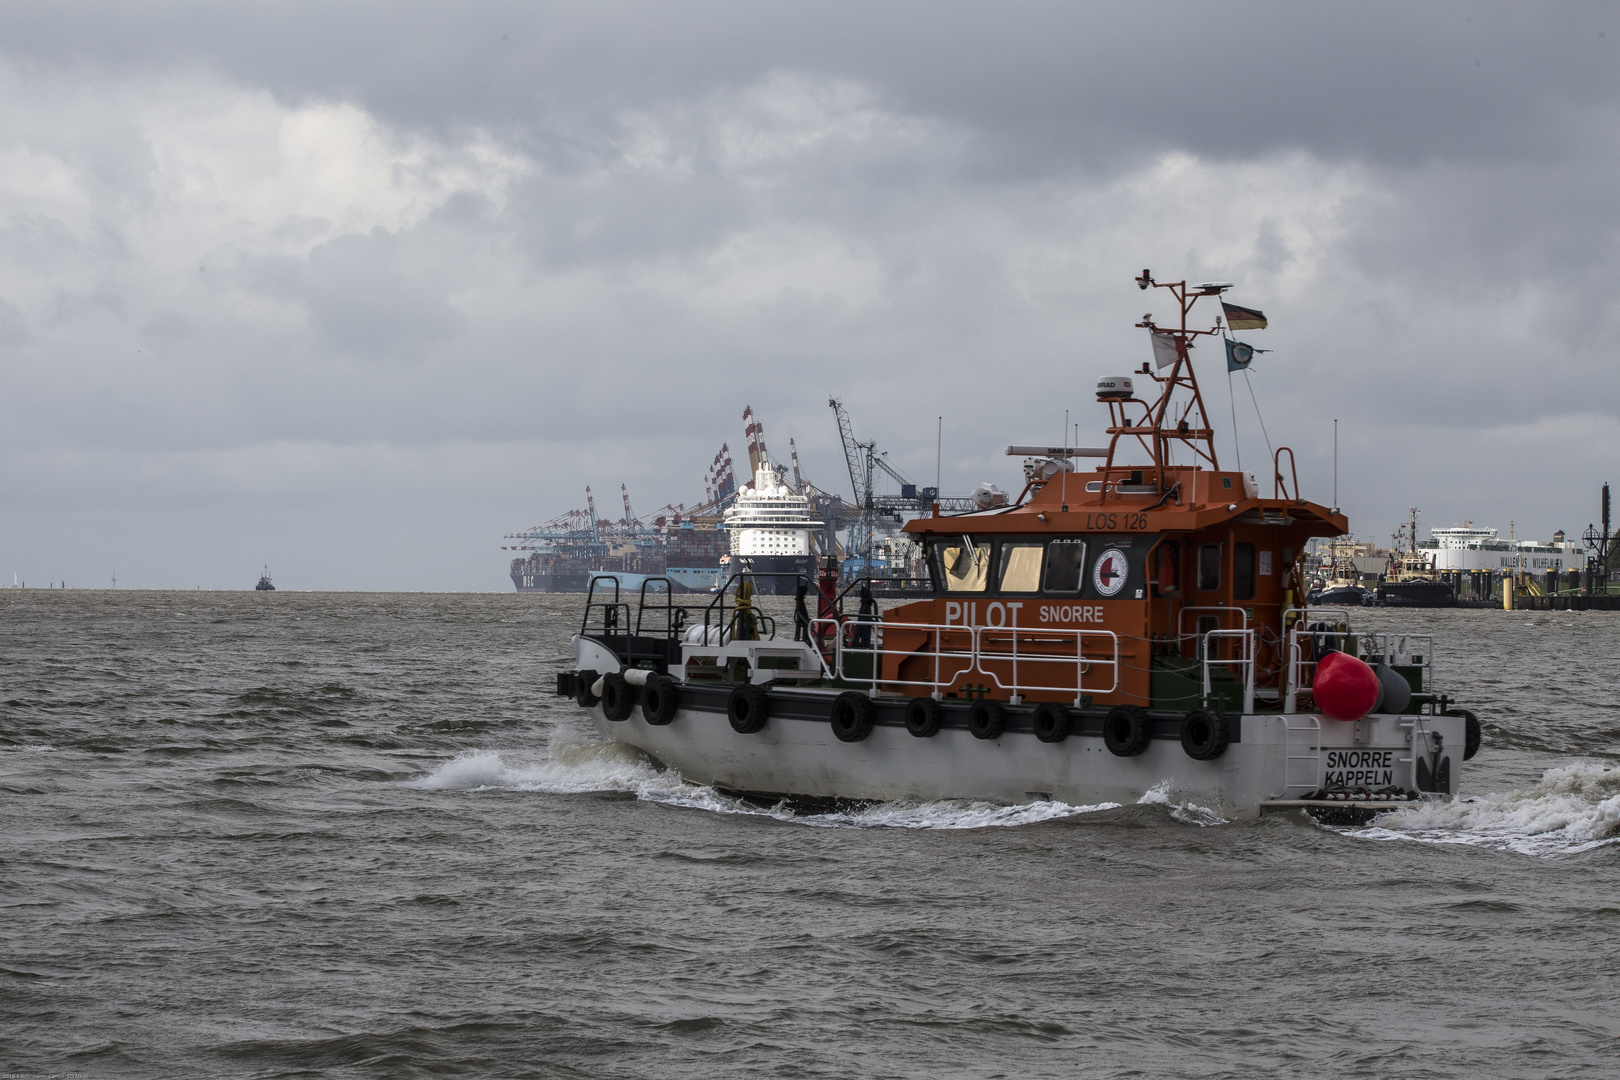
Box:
[581,689,1466,820]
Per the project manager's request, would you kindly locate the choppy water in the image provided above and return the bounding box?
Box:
[3,592,1618,1079]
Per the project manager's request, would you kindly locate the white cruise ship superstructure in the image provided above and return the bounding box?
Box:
[723,459,823,594]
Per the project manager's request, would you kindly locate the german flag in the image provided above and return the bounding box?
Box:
[1222,302,1267,330]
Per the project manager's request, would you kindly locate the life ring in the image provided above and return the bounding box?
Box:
[904,697,943,738]
[1103,705,1151,756]
[968,699,1006,740]
[830,692,875,743]
[641,674,679,725]
[1032,702,1071,743]
[1180,709,1229,760]
[727,684,770,734]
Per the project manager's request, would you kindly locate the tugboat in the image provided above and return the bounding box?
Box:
[1375,508,1456,607]
[1309,538,1371,607]
[255,566,275,591]
[557,272,1483,820]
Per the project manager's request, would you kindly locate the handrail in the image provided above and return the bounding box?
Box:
[811,618,976,698]
[1274,446,1299,501]
[631,576,688,638]
[1282,620,1435,714]
[1176,605,1248,638]
[1201,629,1255,714]
[1176,605,1248,661]
[973,626,1120,705]
[698,571,813,644]
[1281,606,1349,714]
[580,575,632,640]
[1354,632,1435,694]
[812,618,1120,705]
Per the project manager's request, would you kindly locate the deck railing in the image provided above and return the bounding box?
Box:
[811,618,1119,705]
[1201,629,1256,714]
[1281,606,1435,714]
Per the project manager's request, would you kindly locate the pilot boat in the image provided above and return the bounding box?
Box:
[558,272,1483,820]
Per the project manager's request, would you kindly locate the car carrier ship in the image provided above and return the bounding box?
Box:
[555,272,1483,819]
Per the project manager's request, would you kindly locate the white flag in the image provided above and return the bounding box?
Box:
[1151,332,1185,369]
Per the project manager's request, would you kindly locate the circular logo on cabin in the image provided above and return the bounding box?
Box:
[1092,548,1128,597]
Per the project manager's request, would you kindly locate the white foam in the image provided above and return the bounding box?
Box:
[789,796,1122,830]
[410,746,1120,830]
[1137,780,1228,825]
[1348,760,1620,857]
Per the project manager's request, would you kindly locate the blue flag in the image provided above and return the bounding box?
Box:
[1226,337,1270,371]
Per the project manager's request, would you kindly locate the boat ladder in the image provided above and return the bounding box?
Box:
[1284,715,1323,795]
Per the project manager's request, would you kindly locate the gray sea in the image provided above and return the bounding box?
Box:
[3,591,1618,1079]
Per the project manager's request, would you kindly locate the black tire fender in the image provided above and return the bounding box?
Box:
[1103,705,1152,757]
[575,669,600,709]
[1447,708,1482,761]
[600,673,636,721]
[1180,709,1229,761]
[1032,702,1071,744]
[641,674,679,726]
[904,697,942,738]
[830,691,875,743]
[727,684,770,734]
[968,699,1006,740]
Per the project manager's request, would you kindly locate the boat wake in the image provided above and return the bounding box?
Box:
[408,745,1187,830]
[1349,761,1620,857]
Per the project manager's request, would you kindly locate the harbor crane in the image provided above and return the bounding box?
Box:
[829,397,916,564]
[619,484,642,533]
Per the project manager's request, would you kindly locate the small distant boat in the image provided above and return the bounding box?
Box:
[255,566,275,591]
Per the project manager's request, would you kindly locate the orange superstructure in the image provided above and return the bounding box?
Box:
[883,273,1346,712]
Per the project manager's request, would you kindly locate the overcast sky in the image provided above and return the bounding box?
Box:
[2,2,1617,589]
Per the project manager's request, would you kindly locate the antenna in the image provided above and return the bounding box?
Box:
[935,416,942,516]
[1061,409,1069,511]
[1332,419,1339,513]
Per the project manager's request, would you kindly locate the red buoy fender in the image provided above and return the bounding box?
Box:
[1314,651,1380,721]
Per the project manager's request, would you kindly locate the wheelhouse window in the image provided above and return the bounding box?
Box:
[997,542,1044,593]
[1042,539,1087,593]
[1234,543,1256,601]
[932,538,991,592]
[1197,543,1222,592]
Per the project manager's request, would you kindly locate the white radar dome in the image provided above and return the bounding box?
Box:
[1096,376,1134,400]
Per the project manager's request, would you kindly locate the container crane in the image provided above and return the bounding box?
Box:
[620,484,641,532]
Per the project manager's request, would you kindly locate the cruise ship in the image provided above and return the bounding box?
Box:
[724,458,823,595]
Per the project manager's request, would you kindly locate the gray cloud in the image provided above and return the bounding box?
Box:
[0,2,1616,588]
